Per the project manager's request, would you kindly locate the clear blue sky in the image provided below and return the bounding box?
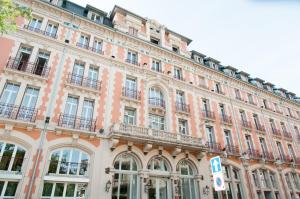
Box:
[72,0,300,96]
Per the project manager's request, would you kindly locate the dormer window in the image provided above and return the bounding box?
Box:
[172,45,179,53]
[129,27,138,37]
[90,13,103,23]
[150,37,160,45]
[197,57,203,64]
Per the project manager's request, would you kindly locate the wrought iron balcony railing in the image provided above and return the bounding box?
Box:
[122,87,141,100]
[241,120,252,129]
[202,110,215,120]
[236,95,243,101]
[248,149,262,160]
[220,114,232,124]
[58,114,96,132]
[0,103,37,122]
[6,57,50,77]
[90,47,104,55]
[47,160,89,177]
[76,42,89,49]
[206,142,222,153]
[149,97,165,109]
[272,128,281,137]
[255,123,265,132]
[175,102,190,113]
[67,73,101,90]
[282,130,293,139]
[24,25,57,39]
[225,144,240,156]
[262,151,275,161]
[126,59,139,66]
[109,123,204,148]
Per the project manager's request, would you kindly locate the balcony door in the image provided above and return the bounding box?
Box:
[224,130,232,147]
[87,66,99,89]
[259,138,268,156]
[63,96,79,127]
[29,17,42,30]
[15,46,32,71]
[80,99,94,130]
[148,178,169,199]
[79,35,90,47]
[206,126,215,144]
[71,62,85,85]
[0,83,20,118]
[45,22,58,37]
[18,87,39,121]
[93,39,102,53]
[34,51,50,76]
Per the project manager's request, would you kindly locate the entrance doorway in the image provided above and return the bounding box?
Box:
[148,177,169,199]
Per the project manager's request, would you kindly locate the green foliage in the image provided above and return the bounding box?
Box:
[0,0,32,34]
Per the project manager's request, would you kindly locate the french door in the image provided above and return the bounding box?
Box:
[148,177,170,199]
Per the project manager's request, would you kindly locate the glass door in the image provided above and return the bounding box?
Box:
[18,87,39,121]
[71,63,84,85]
[87,66,99,89]
[148,178,170,199]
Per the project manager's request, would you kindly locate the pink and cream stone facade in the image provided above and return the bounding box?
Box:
[0,0,300,198]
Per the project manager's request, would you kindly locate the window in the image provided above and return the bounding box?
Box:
[259,138,268,156]
[247,93,254,104]
[80,99,94,130]
[269,119,276,133]
[78,34,90,48]
[45,22,58,38]
[90,12,103,23]
[34,50,50,76]
[124,77,138,99]
[245,135,253,151]
[178,119,188,134]
[235,89,241,100]
[87,66,99,89]
[240,110,247,123]
[0,83,20,105]
[0,181,19,198]
[127,51,138,65]
[18,87,39,121]
[150,37,160,45]
[149,114,164,130]
[253,114,260,130]
[92,38,102,53]
[280,122,287,133]
[205,126,215,143]
[276,142,285,161]
[149,87,164,108]
[174,67,183,80]
[112,153,139,199]
[263,99,268,109]
[198,76,206,88]
[124,108,136,125]
[215,82,222,94]
[176,90,185,104]
[42,182,87,198]
[219,104,226,118]
[172,45,179,53]
[62,96,79,128]
[0,141,26,172]
[70,62,85,85]
[15,45,33,71]
[177,160,197,199]
[147,156,169,171]
[129,26,138,36]
[202,99,210,113]
[287,144,295,161]
[224,130,232,146]
[29,17,42,30]
[151,59,162,72]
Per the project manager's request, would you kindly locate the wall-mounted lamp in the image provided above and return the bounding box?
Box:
[105,167,110,174]
[144,179,152,193]
[203,185,210,195]
[105,180,112,192]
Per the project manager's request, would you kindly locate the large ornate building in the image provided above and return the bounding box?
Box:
[0,0,300,198]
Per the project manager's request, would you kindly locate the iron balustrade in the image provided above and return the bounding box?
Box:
[148,97,165,108]
[76,42,89,49]
[255,123,265,132]
[206,142,222,153]
[89,47,104,55]
[126,59,139,66]
[175,102,190,113]
[58,114,96,132]
[248,149,262,159]
[6,57,50,77]
[249,101,257,106]
[225,145,240,156]
[47,160,89,176]
[236,95,243,101]
[67,73,101,90]
[241,120,252,129]
[23,25,58,39]
[282,130,293,139]
[0,103,37,122]
[220,114,232,124]
[262,151,275,161]
[122,87,141,100]
[202,110,215,120]
[272,128,281,136]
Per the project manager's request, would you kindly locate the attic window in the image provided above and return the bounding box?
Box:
[172,46,179,53]
[129,27,138,37]
[90,13,102,23]
[150,37,160,45]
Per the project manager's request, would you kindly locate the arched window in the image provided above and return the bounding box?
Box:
[213,165,244,199]
[285,172,300,197]
[112,153,139,199]
[251,168,280,199]
[0,141,26,198]
[176,160,197,199]
[149,87,165,108]
[42,148,89,198]
[147,156,171,199]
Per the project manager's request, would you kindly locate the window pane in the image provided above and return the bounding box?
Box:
[54,183,64,197]
[0,181,4,196]
[4,181,18,196]
[42,183,53,197]
[0,143,15,170]
[11,147,26,172]
[76,183,87,197]
[48,151,60,174]
[66,183,75,197]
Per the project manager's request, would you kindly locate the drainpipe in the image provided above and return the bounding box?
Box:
[26,13,76,199]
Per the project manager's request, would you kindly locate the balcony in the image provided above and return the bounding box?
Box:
[122,87,141,101]
[206,142,222,153]
[57,114,96,132]
[126,59,139,66]
[149,98,165,109]
[249,101,257,106]
[23,25,57,39]
[220,114,232,125]
[262,151,275,162]
[241,120,252,129]
[109,123,204,150]
[272,128,281,137]
[175,102,190,114]
[278,154,292,164]
[254,123,265,133]
[76,43,104,55]
[236,95,243,101]
[0,104,37,123]
[282,130,293,140]
[67,73,101,91]
[248,149,262,160]
[76,42,89,49]
[225,145,240,156]
[202,110,215,121]
[6,57,50,78]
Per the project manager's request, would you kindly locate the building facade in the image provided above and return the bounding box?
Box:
[0,0,300,198]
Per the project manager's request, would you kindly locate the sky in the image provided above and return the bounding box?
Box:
[72,0,300,96]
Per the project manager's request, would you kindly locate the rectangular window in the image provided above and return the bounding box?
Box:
[90,13,103,23]
[81,99,94,119]
[125,77,137,90]
[15,45,33,71]
[287,144,295,160]
[205,126,215,143]
[248,93,254,104]
[124,108,136,125]
[34,50,50,76]
[240,110,247,123]
[149,114,164,130]
[219,104,225,118]
[29,17,42,30]
[253,114,260,130]
[70,62,85,85]
[224,130,232,146]
[269,119,276,132]
[78,34,90,48]
[92,38,102,53]
[215,82,222,94]
[87,66,99,89]
[280,122,287,133]
[150,37,160,45]
[45,22,58,38]
[198,76,206,88]
[263,99,268,109]
[202,99,210,113]
[178,119,188,134]
[259,138,267,155]
[245,135,253,151]
[0,83,20,105]
[129,27,138,36]
[20,87,39,108]
[276,142,285,161]
[176,90,185,104]
[64,96,79,116]
[151,60,161,72]
[235,89,241,100]
[172,45,179,53]
[127,51,138,65]
[174,67,183,80]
